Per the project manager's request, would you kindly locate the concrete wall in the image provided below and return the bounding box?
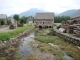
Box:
[53,26,80,45]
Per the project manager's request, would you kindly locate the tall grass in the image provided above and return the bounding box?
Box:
[35,36,58,43]
[54,23,61,26]
[0,25,33,41]
[34,28,80,60]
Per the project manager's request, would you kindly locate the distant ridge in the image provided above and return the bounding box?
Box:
[10,8,46,18]
[57,9,80,17]
[9,8,59,18]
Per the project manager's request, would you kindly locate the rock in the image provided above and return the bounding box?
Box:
[59,28,66,33]
[4,41,7,43]
[48,43,60,50]
[77,46,80,49]
[33,44,39,48]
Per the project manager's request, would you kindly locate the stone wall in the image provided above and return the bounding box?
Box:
[34,19,54,28]
[53,26,80,45]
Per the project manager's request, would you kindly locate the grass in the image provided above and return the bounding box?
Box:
[14,50,23,60]
[35,36,56,43]
[34,28,80,60]
[66,33,80,38]
[25,52,39,60]
[54,23,61,26]
[0,57,7,60]
[0,24,34,41]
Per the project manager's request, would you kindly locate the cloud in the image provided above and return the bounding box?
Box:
[0,0,80,16]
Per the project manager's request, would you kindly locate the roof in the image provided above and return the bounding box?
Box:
[34,12,54,20]
[0,14,7,19]
[27,17,33,22]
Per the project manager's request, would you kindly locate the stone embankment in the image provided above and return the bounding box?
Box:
[53,26,80,45]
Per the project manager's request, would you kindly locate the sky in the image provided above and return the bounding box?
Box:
[0,0,80,16]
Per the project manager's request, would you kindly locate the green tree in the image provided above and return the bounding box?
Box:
[13,14,19,26]
[1,20,5,25]
[20,16,27,24]
[54,16,70,23]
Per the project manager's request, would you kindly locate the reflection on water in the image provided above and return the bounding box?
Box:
[64,53,74,60]
[19,32,34,60]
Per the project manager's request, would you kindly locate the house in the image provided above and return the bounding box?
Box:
[7,17,15,24]
[34,12,54,28]
[0,14,7,25]
[27,17,33,25]
[7,17,17,27]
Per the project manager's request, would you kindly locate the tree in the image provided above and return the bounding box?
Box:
[1,20,5,25]
[20,16,27,24]
[13,14,19,27]
[54,16,70,23]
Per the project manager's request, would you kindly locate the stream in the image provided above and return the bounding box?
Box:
[18,32,74,60]
[19,32,34,60]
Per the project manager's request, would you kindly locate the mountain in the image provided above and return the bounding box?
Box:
[10,8,46,18]
[19,8,46,17]
[57,9,80,17]
[10,8,58,18]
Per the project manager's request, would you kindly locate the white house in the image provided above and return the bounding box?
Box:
[27,17,33,25]
[0,14,7,25]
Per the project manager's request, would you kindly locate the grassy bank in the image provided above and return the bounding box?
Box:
[0,24,34,41]
[34,28,80,60]
[54,23,61,26]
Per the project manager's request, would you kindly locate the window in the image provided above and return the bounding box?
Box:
[43,22,44,24]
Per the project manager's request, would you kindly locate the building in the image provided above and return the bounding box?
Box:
[27,17,33,25]
[0,14,7,25]
[7,17,15,24]
[34,12,54,28]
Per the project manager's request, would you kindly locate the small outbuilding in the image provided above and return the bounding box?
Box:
[27,17,33,25]
[0,14,7,25]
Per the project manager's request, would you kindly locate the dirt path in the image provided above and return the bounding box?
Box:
[0,26,14,33]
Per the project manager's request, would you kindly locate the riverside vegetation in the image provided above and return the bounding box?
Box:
[0,24,34,60]
[33,28,80,60]
[0,24,33,41]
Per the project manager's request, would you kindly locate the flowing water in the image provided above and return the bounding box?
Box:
[64,53,74,60]
[19,32,34,60]
[18,32,74,60]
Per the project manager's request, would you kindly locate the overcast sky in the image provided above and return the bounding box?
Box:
[0,0,80,16]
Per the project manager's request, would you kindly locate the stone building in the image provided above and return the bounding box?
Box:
[0,14,7,25]
[34,12,54,28]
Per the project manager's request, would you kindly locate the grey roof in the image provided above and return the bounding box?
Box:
[27,17,33,22]
[0,14,7,19]
[34,12,54,20]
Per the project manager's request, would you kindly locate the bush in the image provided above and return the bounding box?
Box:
[1,20,5,25]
